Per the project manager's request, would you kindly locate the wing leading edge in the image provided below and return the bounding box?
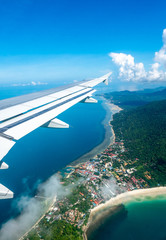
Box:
[0,72,111,198]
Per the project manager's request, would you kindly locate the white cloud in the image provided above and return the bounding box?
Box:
[0,174,77,240]
[109,52,147,81]
[0,173,84,240]
[11,81,48,87]
[155,29,166,68]
[134,62,147,81]
[109,29,166,82]
[148,63,166,81]
[0,175,61,240]
[110,53,135,67]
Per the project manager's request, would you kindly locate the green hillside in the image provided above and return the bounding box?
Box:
[104,88,166,109]
[111,100,166,185]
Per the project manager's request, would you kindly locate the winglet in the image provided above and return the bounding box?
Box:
[80,72,112,88]
[102,72,111,85]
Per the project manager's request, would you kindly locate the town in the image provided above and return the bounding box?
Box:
[24,135,151,240]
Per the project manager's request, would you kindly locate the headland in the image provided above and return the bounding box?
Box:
[14,98,166,240]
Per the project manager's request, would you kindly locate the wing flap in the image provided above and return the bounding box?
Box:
[0,184,13,199]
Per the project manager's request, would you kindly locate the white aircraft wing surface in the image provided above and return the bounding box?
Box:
[0,73,111,198]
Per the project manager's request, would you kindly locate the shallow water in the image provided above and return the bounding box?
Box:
[89,195,166,240]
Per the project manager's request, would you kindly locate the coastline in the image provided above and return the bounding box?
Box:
[19,97,117,240]
[70,99,121,167]
[83,101,166,239]
[18,98,166,240]
[19,197,56,240]
[81,100,123,240]
[90,186,166,217]
[22,99,122,240]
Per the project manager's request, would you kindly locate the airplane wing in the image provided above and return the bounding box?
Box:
[0,73,111,198]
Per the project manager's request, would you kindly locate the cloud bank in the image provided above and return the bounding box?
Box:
[0,175,68,240]
[155,29,166,68]
[109,29,166,82]
[11,81,48,87]
[0,173,83,240]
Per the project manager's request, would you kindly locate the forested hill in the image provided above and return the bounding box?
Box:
[111,100,166,185]
[104,88,166,109]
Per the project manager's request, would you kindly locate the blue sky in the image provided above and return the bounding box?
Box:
[0,0,166,89]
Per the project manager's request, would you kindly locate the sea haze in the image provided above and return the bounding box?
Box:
[0,85,106,227]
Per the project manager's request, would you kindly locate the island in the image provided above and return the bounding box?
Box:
[22,89,166,240]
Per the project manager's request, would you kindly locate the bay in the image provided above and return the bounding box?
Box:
[89,195,166,240]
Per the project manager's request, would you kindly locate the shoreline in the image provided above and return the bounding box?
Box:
[83,101,166,239]
[85,187,166,239]
[90,186,166,216]
[19,197,56,240]
[81,101,124,240]
[86,204,125,239]
[18,97,117,240]
[17,98,166,240]
[69,99,121,167]
[69,99,116,166]
[21,99,122,240]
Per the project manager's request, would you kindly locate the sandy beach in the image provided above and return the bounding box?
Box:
[91,187,166,216]
[85,187,166,239]
[107,102,122,113]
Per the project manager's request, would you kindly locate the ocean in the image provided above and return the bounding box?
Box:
[1,85,166,240]
[0,84,107,227]
[89,195,166,240]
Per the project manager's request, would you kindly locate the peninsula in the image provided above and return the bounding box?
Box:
[22,90,166,240]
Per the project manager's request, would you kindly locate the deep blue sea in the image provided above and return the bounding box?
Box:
[0,84,106,227]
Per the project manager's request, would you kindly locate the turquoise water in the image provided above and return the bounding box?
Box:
[90,196,166,240]
[0,85,107,226]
